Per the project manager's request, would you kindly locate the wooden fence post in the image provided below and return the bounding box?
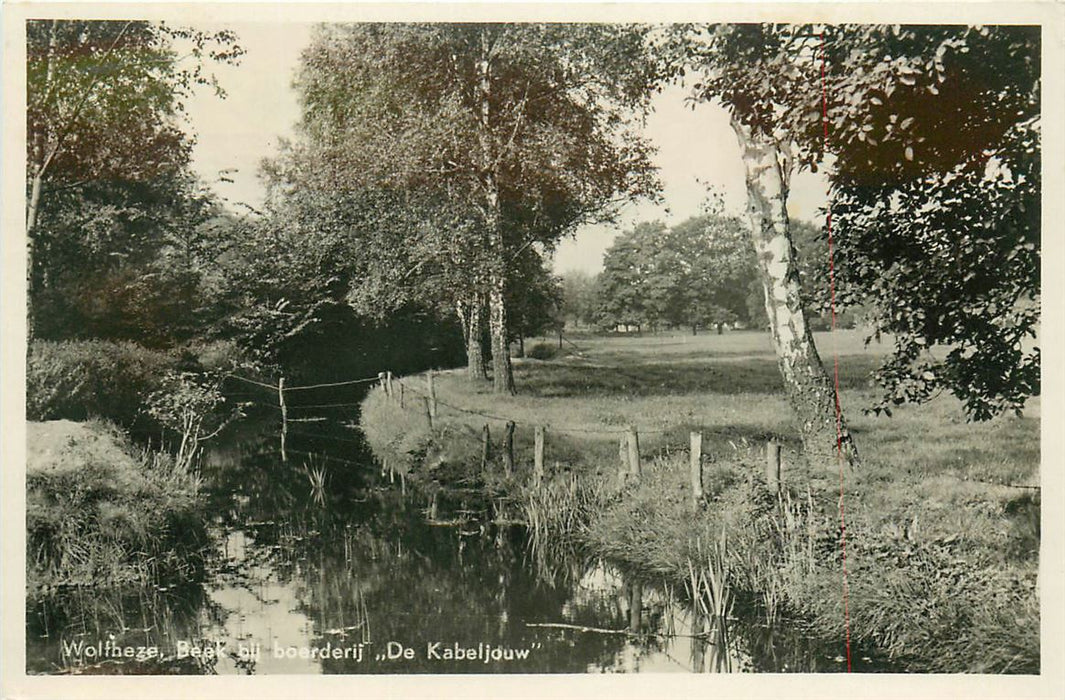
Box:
[503,421,515,477]
[626,425,641,479]
[533,426,545,486]
[618,433,628,482]
[766,441,782,491]
[480,423,491,473]
[690,431,703,504]
[378,372,387,396]
[399,382,405,408]
[629,580,643,633]
[278,377,288,462]
[385,371,394,399]
[423,396,434,430]
[427,370,438,422]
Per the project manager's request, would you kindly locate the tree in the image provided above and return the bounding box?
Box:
[822,26,1040,420]
[262,140,494,379]
[506,249,564,355]
[595,215,759,334]
[595,222,667,331]
[678,23,1040,468]
[560,270,599,329]
[677,24,861,470]
[26,19,243,338]
[31,173,227,345]
[658,214,758,333]
[289,23,661,394]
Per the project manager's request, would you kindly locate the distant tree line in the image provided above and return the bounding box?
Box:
[558,214,861,336]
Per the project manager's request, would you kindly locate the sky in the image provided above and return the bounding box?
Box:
[183,22,829,275]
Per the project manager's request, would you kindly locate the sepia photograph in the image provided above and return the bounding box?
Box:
[2,1,1063,697]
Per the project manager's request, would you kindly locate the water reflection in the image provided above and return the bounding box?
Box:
[27,412,851,674]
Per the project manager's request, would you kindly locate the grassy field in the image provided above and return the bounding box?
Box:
[360,328,1040,672]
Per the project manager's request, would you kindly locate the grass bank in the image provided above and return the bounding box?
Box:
[359,329,1040,673]
[26,420,210,598]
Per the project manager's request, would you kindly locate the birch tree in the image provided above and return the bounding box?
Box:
[25,20,242,336]
[680,23,1040,469]
[291,23,660,393]
[680,24,859,470]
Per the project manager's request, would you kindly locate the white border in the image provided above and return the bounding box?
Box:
[2,3,1063,699]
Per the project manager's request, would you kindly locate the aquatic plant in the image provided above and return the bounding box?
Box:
[302,457,329,507]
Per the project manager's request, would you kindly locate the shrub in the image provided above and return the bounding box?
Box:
[358,384,434,477]
[526,342,560,360]
[145,370,232,470]
[26,339,246,431]
[183,338,246,373]
[27,340,177,428]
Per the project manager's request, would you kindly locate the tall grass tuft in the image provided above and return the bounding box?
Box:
[302,457,329,507]
[519,473,614,583]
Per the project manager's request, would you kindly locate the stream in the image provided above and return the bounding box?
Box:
[27,403,861,674]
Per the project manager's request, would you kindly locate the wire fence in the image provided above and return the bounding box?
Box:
[226,370,670,437]
[225,368,1042,494]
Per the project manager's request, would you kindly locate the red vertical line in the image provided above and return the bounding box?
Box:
[821,30,853,673]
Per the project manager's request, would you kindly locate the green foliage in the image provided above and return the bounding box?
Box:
[26,19,243,343]
[506,250,564,341]
[676,23,1040,419]
[26,420,209,596]
[32,177,230,345]
[825,26,1040,420]
[26,339,245,432]
[595,214,758,331]
[526,343,560,361]
[27,340,176,427]
[145,370,233,469]
[292,23,660,237]
[358,385,434,478]
[559,270,600,328]
[271,23,662,373]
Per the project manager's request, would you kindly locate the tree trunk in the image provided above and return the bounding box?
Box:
[25,22,59,340]
[478,30,515,395]
[25,171,44,339]
[731,117,859,471]
[487,270,514,394]
[517,335,525,358]
[458,299,487,381]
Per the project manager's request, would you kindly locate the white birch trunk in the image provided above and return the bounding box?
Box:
[457,298,487,381]
[478,30,515,395]
[731,117,859,471]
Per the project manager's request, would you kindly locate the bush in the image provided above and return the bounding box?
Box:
[358,384,435,477]
[26,339,246,431]
[27,340,177,428]
[527,342,560,360]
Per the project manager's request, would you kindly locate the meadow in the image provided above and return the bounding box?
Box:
[360,328,1040,672]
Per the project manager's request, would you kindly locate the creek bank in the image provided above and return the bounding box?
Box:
[359,367,1039,673]
[26,420,210,599]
